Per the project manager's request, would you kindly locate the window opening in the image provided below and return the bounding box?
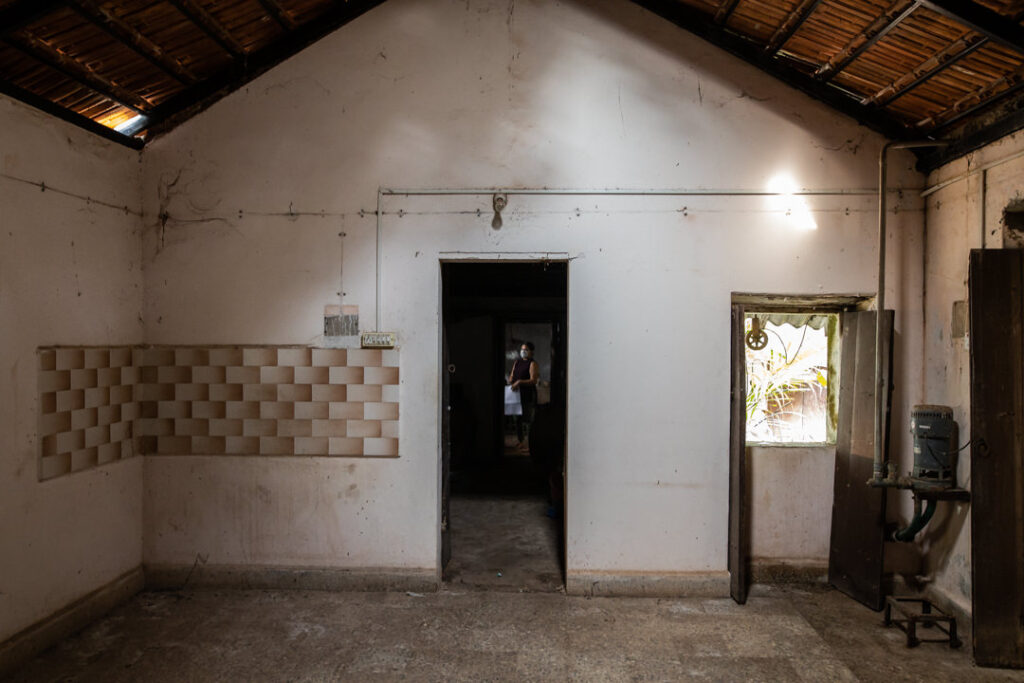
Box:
[745,312,838,444]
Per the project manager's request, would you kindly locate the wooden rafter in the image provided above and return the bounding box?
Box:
[815,0,920,82]
[919,105,1024,169]
[140,0,387,139]
[4,0,1024,159]
[920,62,1024,130]
[167,0,246,58]
[866,3,1024,107]
[628,0,910,139]
[714,0,740,24]
[919,0,1024,55]
[0,0,67,37]
[764,0,825,56]
[0,78,144,148]
[863,33,987,106]
[256,0,297,31]
[4,31,153,115]
[70,0,198,85]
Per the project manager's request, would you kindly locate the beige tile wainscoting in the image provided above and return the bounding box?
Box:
[37,347,140,480]
[37,346,400,480]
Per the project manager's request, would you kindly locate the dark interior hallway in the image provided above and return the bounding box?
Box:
[444,495,563,592]
[442,261,568,590]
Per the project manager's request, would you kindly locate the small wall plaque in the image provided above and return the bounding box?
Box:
[361,332,396,349]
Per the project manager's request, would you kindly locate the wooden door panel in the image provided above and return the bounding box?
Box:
[969,249,1024,668]
[828,309,893,611]
[441,326,451,573]
[729,304,748,604]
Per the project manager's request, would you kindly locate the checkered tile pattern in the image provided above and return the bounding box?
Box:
[38,345,401,479]
[135,346,399,457]
[38,347,139,481]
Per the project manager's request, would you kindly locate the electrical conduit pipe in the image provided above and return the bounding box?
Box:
[874,141,946,485]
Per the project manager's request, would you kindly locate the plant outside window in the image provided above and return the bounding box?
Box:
[745,314,837,444]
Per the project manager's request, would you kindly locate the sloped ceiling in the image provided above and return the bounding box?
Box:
[3,0,1024,169]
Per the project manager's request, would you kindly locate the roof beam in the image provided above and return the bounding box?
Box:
[764,0,825,56]
[0,0,68,37]
[863,33,987,106]
[4,31,152,115]
[166,0,246,59]
[919,0,1024,55]
[919,63,1024,131]
[69,0,198,85]
[864,2,1024,106]
[627,0,909,140]
[0,78,143,149]
[815,0,920,82]
[256,0,297,31]
[917,104,1024,170]
[141,0,387,139]
[714,0,741,24]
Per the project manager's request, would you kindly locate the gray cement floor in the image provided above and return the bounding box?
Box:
[443,495,563,592]
[10,584,1024,682]
[9,496,1024,681]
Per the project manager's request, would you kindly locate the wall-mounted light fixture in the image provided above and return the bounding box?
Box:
[491,193,508,230]
[766,173,817,231]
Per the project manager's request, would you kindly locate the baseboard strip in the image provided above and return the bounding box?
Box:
[566,571,730,597]
[0,566,144,679]
[144,563,439,593]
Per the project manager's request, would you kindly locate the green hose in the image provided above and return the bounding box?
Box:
[893,498,937,542]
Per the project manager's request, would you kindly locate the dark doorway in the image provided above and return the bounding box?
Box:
[441,261,567,591]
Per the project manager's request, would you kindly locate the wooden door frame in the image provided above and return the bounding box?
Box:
[728,303,749,604]
[438,258,570,581]
[727,293,877,605]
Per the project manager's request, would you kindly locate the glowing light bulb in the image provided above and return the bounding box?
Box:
[766,173,817,231]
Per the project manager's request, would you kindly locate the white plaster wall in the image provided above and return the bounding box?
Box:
[749,446,834,563]
[139,0,924,578]
[918,129,1024,614]
[0,97,144,641]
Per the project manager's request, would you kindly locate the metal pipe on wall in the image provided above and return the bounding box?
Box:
[980,168,987,249]
[920,146,1024,199]
[892,496,937,541]
[874,141,946,484]
[373,186,882,329]
[376,186,383,330]
[382,187,880,197]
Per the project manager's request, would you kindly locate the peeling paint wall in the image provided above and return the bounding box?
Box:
[137,0,925,580]
[920,129,1024,615]
[0,97,144,642]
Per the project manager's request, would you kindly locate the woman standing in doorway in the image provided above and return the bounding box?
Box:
[508,342,540,453]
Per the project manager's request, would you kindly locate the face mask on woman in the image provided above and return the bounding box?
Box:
[520,350,529,359]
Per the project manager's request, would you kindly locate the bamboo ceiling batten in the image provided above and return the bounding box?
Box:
[2,0,1024,168]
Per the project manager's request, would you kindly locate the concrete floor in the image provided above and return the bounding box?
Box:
[11,584,1024,682]
[443,495,563,592]
[9,495,1023,681]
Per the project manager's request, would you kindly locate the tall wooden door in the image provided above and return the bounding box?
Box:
[441,326,452,573]
[969,248,1024,668]
[828,309,893,611]
[729,304,749,604]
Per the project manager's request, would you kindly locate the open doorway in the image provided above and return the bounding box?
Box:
[728,294,892,609]
[441,261,567,591]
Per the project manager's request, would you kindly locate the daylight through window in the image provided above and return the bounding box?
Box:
[745,313,838,444]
